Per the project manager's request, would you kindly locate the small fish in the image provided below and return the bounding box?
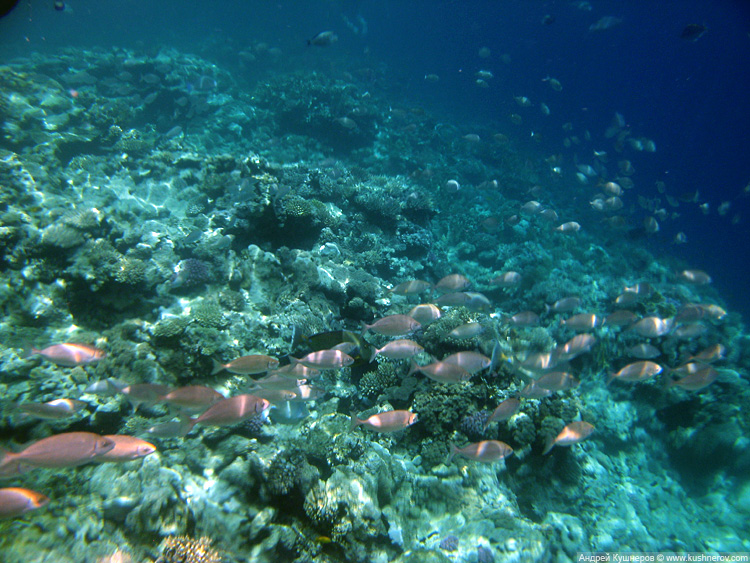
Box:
[536,371,580,392]
[629,317,673,338]
[253,374,306,390]
[120,383,172,409]
[408,360,472,383]
[627,343,661,360]
[291,349,354,370]
[350,410,417,433]
[271,363,321,379]
[560,313,603,332]
[334,117,357,129]
[608,361,662,384]
[361,314,422,337]
[556,334,597,361]
[547,297,581,314]
[555,221,581,233]
[408,303,442,326]
[0,432,115,477]
[543,421,595,454]
[370,339,424,362]
[211,355,280,376]
[13,399,87,420]
[0,488,49,519]
[665,363,718,391]
[677,269,712,285]
[447,322,485,340]
[435,292,490,311]
[29,343,105,367]
[435,274,471,293]
[680,23,707,41]
[287,385,326,402]
[180,394,271,434]
[442,351,491,374]
[307,30,338,46]
[519,381,553,399]
[449,440,513,463]
[604,310,638,327]
[491,271,523,288]
[589,16,622,32]
[687,343,726,363]
[248,388,297,404]
[483,398,521,429]
[160,386,224,410]
[390,280,432,296]
[94,436,156,463]
[508,311,540,327]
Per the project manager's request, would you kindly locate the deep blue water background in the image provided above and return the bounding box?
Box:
[2,0,749,318]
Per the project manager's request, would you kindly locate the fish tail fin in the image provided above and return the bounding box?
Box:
[447,444,459,464]
[23,347,40,359]
[359,321,369,336]
[606,372,615,386]
[542,438,556,455]
[210,359,225,376]
[369,348,379,363]
[349,414,362,431]
[407,359,420,377]
[289,356,300,366]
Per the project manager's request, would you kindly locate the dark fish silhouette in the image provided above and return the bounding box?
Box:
[681,24,707,41]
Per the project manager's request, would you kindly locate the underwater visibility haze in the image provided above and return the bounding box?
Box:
[0,1,750,561]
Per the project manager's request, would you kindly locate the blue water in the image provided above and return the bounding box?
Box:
[6,0,742,315]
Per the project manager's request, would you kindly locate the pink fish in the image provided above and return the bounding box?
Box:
[519,381,554,399]
[151,394,273,438]
[361,315,422,337]
[408,303,442,325]
[490,271,523,288]
[442,351,491,374]
[13,399,87,420]
[408,360,472,383]
[665,363,718,391]
[556,334,597,361]
[350,410,417,432]
[608,361,662,384]
[604,310,638,327]
[560,313,603,332]
[0,487,49,519]
[291,349,354,370]
[247,388,298,403]
[627,343,661,360]
[435,274,471,293]
[483,398,521,429]
[508,311,540,327]
[370,339,424,362]
[449,440,513,463]
[0,432,115,477]
[29,343,105,367]
[390,280,433,295]
[160,386,224,410]
[543,421,595,454]
[95,435,156,463]
[192,394,270,427]
[447,322,485,339]
[253,374,307,390]
[536,371,579,392]
[120,383,173,409]
[211,354,279,375]
[271,363,321,379]
[547,297,581,314]
[436,292,491,312]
